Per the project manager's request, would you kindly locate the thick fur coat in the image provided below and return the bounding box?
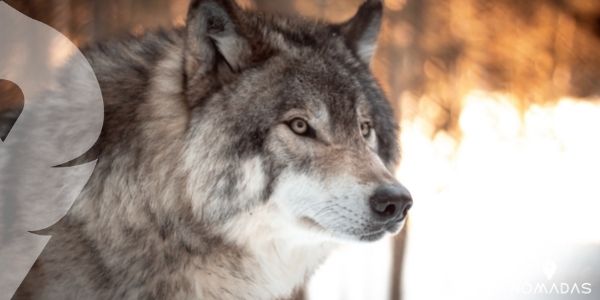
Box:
[14,0,411,299]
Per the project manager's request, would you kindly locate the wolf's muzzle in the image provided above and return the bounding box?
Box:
[369,184,412,224]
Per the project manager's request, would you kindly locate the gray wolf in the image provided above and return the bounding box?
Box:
[14,0,412,299]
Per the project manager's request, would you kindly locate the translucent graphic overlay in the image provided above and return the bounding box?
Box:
[0,2,103,298]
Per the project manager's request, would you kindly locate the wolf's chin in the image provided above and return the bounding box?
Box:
[356,219,407,242]
[359,231,387,242]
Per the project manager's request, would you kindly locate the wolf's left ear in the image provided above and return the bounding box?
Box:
[184,0,252,78]
[338,0,383,64]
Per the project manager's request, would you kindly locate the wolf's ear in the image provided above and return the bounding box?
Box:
[184,0,251,77]
[338,0,383,64]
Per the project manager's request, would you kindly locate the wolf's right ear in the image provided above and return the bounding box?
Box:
[338,0,383,65]
[184,0,252,80]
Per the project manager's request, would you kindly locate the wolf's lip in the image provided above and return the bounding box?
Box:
[359,220,401,238]
[300,216,326,230]
[359,230,387,241]
[385,223,401,233]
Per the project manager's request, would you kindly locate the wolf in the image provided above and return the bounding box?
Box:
[13,0,412,299]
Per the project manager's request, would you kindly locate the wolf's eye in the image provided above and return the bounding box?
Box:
[360,122,372,138]
[289,118,310,136]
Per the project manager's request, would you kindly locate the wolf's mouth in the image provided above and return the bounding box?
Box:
[299,215,404,242]
[359,230,387,241]
[359,219,406,241]
[384,219,405,233]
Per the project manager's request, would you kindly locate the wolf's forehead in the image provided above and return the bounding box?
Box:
[284,72,358,110]
[304,66,372,114]
[266,15,336,47]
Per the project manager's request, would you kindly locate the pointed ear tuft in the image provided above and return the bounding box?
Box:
[185,0,250,77]
[338,0,383,64]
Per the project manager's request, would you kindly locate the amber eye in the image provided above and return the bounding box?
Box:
[289,118,309,135]
[360,122,372,138]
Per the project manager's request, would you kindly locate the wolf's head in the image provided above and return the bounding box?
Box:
[183,0,411,242]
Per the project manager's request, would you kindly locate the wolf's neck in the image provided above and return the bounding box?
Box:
[190,239,332,299]
[72,182,335,300]
[66,200,333,300]
[189,203,336,300]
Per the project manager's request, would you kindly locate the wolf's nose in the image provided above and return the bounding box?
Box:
[369,184,412,222]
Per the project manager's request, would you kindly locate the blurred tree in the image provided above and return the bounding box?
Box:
[402,0,600,136]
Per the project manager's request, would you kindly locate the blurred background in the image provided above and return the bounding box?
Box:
[1,0,600,299]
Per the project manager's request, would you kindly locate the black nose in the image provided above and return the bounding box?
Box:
[369,184,412,222]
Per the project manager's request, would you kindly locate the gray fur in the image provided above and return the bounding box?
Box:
[14,0,409,299]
